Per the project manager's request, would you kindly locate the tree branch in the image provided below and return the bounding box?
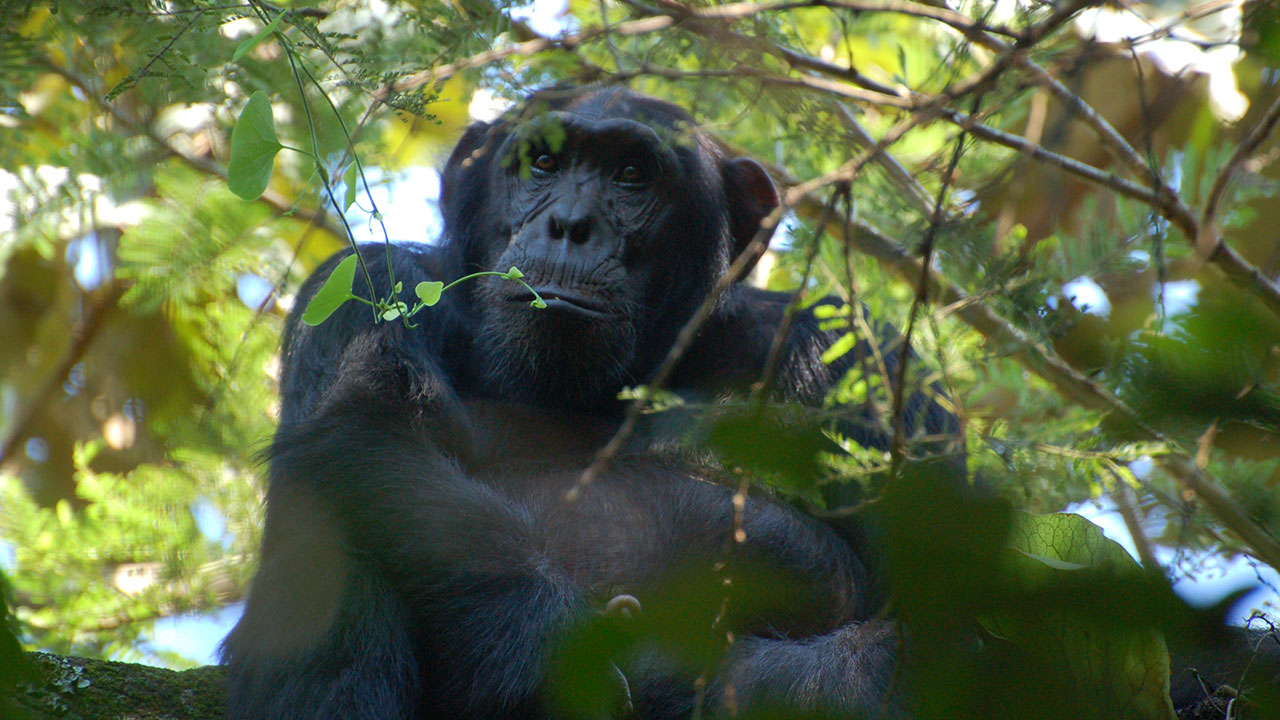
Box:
[0,281,126,465]
[1203,91,1280,241]
[800,205,1280,573]
[45,61,344,238]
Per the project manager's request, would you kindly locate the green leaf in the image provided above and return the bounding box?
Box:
[820,331,856,364]
[1008,548,1089,572]
[343,162,359,212]
[505,266,524,280]
[55,499,73,527]
[301,254,358,326]
[415,281,444,307]
[707,406,828,500]
[227,91,283,201]
[382,306,402,321]
[232,11,285,62]
[983,512,1177,720]
[1249,2,1280,64]
[811,303,847,320]
[531,297,547,309]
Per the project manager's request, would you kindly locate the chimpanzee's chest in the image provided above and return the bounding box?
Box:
[481,455,737,600]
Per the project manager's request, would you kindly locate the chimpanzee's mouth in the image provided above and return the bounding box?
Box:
[509,287,613,318]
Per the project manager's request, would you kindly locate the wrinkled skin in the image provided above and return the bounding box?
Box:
[220,87,953,720]
[434,88,786,413]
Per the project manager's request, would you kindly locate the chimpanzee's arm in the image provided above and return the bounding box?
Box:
[276,244,476,449]
[266,399,586,719]
[713,619,903,718]
[224,428,585,720]
[225,244,585,719]
[235,243,903,720]
[220,486,421,720]
[264,358,882,720]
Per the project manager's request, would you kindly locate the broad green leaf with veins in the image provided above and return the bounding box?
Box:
[228,91,283,201]
[302,254,358,326]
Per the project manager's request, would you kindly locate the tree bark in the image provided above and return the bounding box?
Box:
[6,652,225,720]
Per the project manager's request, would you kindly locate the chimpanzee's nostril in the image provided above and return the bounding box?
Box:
[549,214,593,243]
[568,217,592,245]
[549,216,566,240]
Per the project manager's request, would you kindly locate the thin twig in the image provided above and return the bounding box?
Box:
[831,102,936,211]
[118,7,205,94]
[46,62,343,236]
[813,0,1024,40]
[386,0,1280,319]
[779,0,1089,204]
[890,93,976,470]
[563,206,786,502]
[1113,481,1162,574]
[686,1,1280,318]
[565,97,945,500]
[1203,92,1280,239]
[0,281,127,465]
[1122,0,1238,46]
[838,207,896,441]
[618,64,910,107]
[1020,58,1166,187]
[374,15,678,100]
[794,204,1280,573]
[939,111,1194,230]
[751,186,844,401]
[622,0,902,96]
[626,59,1201,240]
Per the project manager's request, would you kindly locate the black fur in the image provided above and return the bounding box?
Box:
[222,87,955,719]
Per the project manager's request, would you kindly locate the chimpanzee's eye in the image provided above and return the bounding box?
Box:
[532,154,558,174]
[616,164,645,185]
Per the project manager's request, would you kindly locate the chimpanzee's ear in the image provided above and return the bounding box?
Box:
[722,156,780,277]
[440,121,496,212]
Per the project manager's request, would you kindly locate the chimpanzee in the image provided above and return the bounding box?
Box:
[220,86,956,719]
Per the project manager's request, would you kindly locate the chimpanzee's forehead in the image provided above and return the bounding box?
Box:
[539,87,696,129]
[504,86,713,167]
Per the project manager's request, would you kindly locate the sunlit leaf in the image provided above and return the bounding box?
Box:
[343,162,359,212]
[227,91,283,201]
[820,331,857,365]
[415,280,443,307]
[232,11,285,62]
[302,254,358,326]
[982,512,1178,720]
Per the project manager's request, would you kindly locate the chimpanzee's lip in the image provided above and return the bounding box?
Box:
[509,287,613,318]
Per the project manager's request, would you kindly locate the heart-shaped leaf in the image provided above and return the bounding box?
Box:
[416,281,444,307]
[228,91,283,201]
[301,254,358,326]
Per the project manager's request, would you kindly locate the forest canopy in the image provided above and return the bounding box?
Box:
[1,0,1279,717]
